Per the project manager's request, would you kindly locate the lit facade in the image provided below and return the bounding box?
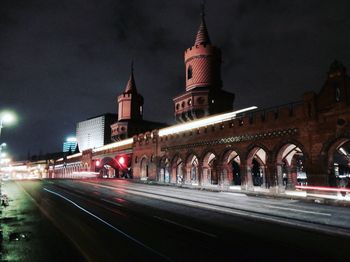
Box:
[50,7,350,195]
[63,137,77,152]
[76,114,117,151]
[173,10,234,122]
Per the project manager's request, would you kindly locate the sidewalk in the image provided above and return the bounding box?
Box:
[125,178,350,208]
[0,181,84,262]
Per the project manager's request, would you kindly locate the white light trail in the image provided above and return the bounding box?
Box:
[339,147,348,156]
[67,152,82,159]
[43,188,171,260]
[92,138,133,153]
[158,106,257,137]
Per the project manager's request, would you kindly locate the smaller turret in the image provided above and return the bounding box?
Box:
[117,63,144,122]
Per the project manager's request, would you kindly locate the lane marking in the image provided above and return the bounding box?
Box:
[263,205,332,216]
[153,216,217,238]
[43,188,171,261]
[101,198,123,207]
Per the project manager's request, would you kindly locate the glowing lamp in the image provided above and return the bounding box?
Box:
[1,111,16,125]
[118,157,125,165]
[96,160,101,167]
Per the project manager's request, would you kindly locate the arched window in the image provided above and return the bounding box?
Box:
[187,65,193,80]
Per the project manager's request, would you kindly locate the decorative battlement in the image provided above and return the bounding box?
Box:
[120,93,132,98]
[184,44,220,62]
[135,102,307,147]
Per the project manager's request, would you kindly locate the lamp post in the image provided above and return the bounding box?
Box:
[0,111,16,137]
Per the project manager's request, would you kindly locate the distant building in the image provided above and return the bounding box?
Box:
[76,113,117,151]
[62,137,77,153]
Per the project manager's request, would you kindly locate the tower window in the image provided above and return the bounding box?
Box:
[187,65,193,80]
[335,87,341,102]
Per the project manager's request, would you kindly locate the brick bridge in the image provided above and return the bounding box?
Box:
[50,62,350,192]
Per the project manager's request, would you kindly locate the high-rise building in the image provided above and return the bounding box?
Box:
[62,137,77,153]
[76,113,117,151]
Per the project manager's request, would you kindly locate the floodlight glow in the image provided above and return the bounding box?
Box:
[0,143,6,147]
[1,152,7,158]
[118,156,125,165]
[92,138,133,153]
[1,111,16,125]
[158,106,258,137]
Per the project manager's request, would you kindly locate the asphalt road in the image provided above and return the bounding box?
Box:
[16,179,350,261]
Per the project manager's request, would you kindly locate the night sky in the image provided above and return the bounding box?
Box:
[1,0,350,160]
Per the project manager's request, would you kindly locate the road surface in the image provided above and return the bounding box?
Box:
[9,179,350,261]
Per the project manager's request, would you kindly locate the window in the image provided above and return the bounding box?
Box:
[336,87,341,102]
[187,65,193,80]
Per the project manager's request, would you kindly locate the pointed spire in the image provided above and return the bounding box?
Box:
[124,60,137,93]
[194,1,211,46]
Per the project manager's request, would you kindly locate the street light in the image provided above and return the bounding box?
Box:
[0,111,17,137]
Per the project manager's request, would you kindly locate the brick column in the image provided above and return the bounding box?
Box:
[241,161,253,191]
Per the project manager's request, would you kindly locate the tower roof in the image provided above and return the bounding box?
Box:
[329,59,346,73]
[194,4,211,46]
[124,62,137,93]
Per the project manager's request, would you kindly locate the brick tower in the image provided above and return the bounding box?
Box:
[173,6,235,122]
[111,64,144,140]
[111,63,166,141]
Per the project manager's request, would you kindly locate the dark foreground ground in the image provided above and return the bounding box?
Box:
[1,179,350,261]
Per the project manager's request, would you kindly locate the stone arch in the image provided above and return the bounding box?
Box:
[185,152,200,185]
[171,154,184,184]
[201,151,218,185]
[98,157,118,178]
[140,155,149,179]
[159,156,171,183]
[323,135,350,187]
[221,148,242,186]
[246,144,270,188]
[275,140,307,189]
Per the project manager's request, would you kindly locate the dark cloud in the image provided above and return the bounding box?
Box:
[0,0,350,159]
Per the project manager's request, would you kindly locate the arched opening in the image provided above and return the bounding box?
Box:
[97,157,119,178]
[172,156,184,184]
[159,157,170,183]
[224,150,241,186]
[328,139,350,188]
[202,152,218,185]
[140,157,149,179]
[186,154,199,185]
[247,147,267,188]
[277,143,307,189]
